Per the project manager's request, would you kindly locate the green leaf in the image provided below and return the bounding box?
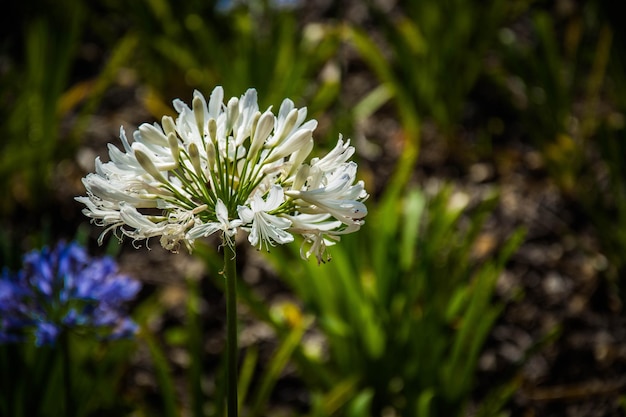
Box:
[250,322,307,416]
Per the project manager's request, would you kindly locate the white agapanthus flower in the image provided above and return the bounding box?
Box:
[76,87,368,263]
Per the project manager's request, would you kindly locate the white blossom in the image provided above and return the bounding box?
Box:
[77,86,368,261]
[237,186,294,249]
[187,199,242,247]
[286,162,368,225]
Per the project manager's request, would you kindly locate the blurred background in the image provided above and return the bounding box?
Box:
[2,0,626,416]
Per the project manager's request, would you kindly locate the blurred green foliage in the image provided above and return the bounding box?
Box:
[0,2,84,214]
[3,0,626,416]
[264,186,524,417]
[105,0,341,116]
[0,1,138,221]
[346,0,517,200]
[0,336,136,417]
[483,2,626,299]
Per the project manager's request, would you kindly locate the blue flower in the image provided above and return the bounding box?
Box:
[0,241,141,346]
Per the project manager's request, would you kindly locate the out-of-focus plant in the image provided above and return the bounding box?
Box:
[486,4,626,296]
[589,82,626,301]
[0,241,141,417]
[0,1,137,217]
[264,185,524,417]
[111,0,341,118]
[0,2,83,215]
[345,0,513,200]
[486,8,596,192]
[134,278,311,417]
[353,0,512,127]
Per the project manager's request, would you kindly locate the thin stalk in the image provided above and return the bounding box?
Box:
[60,330,73,417]
[188,279,203,417]
[223,243,238,417]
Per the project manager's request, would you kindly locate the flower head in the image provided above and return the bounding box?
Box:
[0,241,141,346]
[77,87,368,261]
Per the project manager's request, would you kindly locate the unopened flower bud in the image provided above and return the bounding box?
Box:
[188,142,203,178]
[293,164,310,190]
[193,95,205,137]
[208,118,217,145]
[138,123,168,147]
[206,141,216,170]
[227,97,239,132]
[162,115,177,137]
[168,133,180,167]
[265,129,312,164]
[250,111,275,160]
[134,149,168,183]
[287,138,314,177]
[269,108,298,147]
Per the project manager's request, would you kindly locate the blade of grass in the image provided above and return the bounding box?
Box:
[250,321,306,416]
[187,278,204,417]
[140,329,180,417]
[237,347,258,410]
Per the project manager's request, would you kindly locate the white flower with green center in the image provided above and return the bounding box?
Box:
[77,86,368,261]
[237,185,294,250]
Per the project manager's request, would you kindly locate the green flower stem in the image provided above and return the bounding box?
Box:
[61,330,73,417]
[188,278,203,417]
[224,243,238,417]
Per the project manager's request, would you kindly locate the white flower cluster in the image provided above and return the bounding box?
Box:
[76,87,368,263]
